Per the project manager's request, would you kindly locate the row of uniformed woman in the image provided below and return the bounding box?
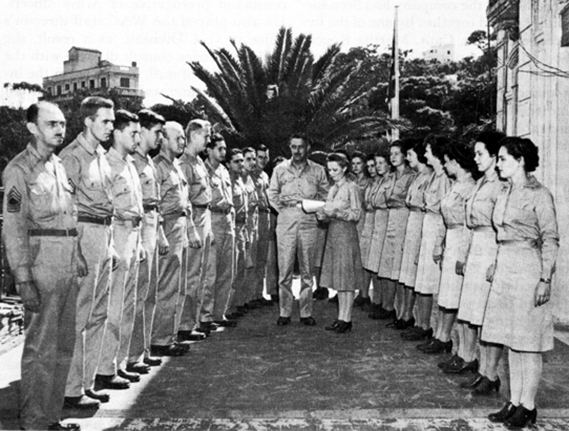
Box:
[347,133,559,430]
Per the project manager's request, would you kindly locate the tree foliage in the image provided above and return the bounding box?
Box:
[185,27,396,155]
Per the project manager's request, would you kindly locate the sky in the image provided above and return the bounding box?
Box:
[0,0,489,107]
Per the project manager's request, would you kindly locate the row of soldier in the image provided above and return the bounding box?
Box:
[2,97,285,431]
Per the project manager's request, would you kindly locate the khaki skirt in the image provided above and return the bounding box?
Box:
[457,228,497,325]
[414,212,444,295]
[320,219,363,292]
[378,207,410,280]
[364,208,389,273]
[358,210,376,265]
[437,226,468,309]
[399,210,425,288]
[481,243,553,352]
[313,223,328,268]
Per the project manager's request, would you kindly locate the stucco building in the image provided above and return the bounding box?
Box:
[488,0,569,323]
[43,47,144,102]
[422,44,455,63]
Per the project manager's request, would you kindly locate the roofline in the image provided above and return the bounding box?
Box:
[69,46,102,54]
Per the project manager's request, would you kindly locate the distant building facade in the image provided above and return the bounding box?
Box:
[488,0,569,323]
[42,47,144,102]
[422,44,455,62]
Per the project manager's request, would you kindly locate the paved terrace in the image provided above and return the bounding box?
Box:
[1,295,569,430]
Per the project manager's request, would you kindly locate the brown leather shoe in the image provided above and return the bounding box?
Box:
[85,389,110,403]
[126,362,150,374]
[95,374,130,390]
[63,395,100,410]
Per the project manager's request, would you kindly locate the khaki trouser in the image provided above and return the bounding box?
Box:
[21,236,78,430]
[179,208,214,331]
[98,222,139,376]
[201,214,235,322]
[152,215,187,346]
[265,213,278,296]
[228,222,248,311]
[276,207,317,318]
[252,210,271,299]
[66,223,112,397]
[128,211,159,363]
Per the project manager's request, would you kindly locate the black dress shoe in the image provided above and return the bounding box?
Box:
[85,389,110,403]
[270,294,279,303]
[472,376,500,396]
[459,373,483,389]
[63,395,100,410]
[300,316,317,326]
[178,330,207,341]
[353,295,371,307]
[194,326,212,336]
[143,356,163,366]
[151,344,186,356]
[95,374,130,390]
[214,319,238,327]
[505,405,536,429]
[402,327,433,341]
[126,362,150,374]
[313,287,329,300]
[385,318,401,328]
[369,307,395,320]
[419,338,452,354]
[325,320,340,331]
[363,302,382,313]
[118,369,141,382]
[438,354,461,370]
[276,316,291,326]
[443,358,478,374]
[334,320,352,333]
[394,317,415,330]
[47,422,81,431]
[488,402,518,423]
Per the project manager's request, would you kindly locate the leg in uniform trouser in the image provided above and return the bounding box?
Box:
[276,211,317,318]
[21,237,78,430]
[97,223,139,376]
[201,226,235,322]
[66,223,112,397]
[152,216,187,346]
[228,223,247,312]
[179,208,212,332]
[266,214,278,296]
[253,211,271,298]
[128,212,158,363]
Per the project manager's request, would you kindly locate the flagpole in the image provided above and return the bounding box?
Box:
[391,5,400,141]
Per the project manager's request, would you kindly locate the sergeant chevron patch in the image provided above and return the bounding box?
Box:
[7,186,22,213]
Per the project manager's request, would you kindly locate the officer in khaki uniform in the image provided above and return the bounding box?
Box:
[96,110,144,389]
[127,109,168,372]
[267,134,329,326]
[249,145,272,305]
[60,97,115,409]
[202,134,236,327]
[177,119,216,337]
[151,121,191,356]
[226,149,249,318]
[3,102,84,431]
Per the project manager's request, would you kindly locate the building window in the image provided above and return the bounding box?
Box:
[73,82,77,91]
[562,7,569,47]
[101,77,107,88]
[447,50,451,54]
[57,85,61,95]
[47,87,52,95]
[120,77,130,88]
[65,83,70,92]
[81,81,86,88]
[89,79,95,89]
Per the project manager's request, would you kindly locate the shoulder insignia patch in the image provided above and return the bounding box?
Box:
[7,187,22,213]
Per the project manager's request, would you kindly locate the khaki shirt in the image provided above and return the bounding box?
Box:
[466,170,503,229]
[424,168,451,214]
[363,177,381,210]
[405,166,433,210]
[493,175,559,279]
[132,150,160,208]
[369,174,391,210]
[243,173,259,232]
[230,172,248,225]
[250,167,270,211]
[106,147,143,221]
[322,178,362,222]
[2,143,77,283]
[59,133,113,217]
[178,152,212,207]
[205,159,233,212]
[385,166,416,209]
[267,159,329,211]
[153,152,189,218]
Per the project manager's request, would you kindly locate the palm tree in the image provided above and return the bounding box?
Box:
[188,27,396,155]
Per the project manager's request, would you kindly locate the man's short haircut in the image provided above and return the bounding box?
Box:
[80,96,114,121]
[289,132,309,146]
[243,146,256,156]
[256,144,269,153]
[228,148,243,161]
[26,101,60,124]
[207,133,225,149]
[114,110,139,132]
[185,119,211,138]
[137,109,165,129]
